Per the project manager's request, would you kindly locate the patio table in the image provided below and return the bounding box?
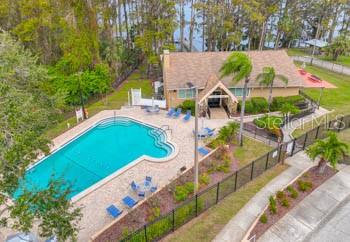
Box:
[146,106,160,114]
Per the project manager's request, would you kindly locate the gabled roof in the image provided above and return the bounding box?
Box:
[198,75,238,104]
[163,50,303,90]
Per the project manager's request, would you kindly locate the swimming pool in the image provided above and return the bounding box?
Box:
[14,117,175,199]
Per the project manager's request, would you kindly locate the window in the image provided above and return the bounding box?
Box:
[229,88,250,97]
[177,88,195,99]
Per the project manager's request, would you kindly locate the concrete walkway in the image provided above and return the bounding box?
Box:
[259,165,350,242]
[213,152,316,242]
[281,107,330,142]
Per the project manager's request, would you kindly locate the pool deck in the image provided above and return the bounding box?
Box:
[74,107,232,241]
[0,106,235,242]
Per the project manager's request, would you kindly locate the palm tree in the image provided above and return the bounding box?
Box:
[256,67,288,113]
[306,132,349,174]
[218,121,239,145]
[220,52,252,146]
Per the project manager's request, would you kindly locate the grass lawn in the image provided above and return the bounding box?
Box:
[162,164,288,242]
[293,64,350,137]
[45,71,153,139]
[286,48,309,56]
[234,137,272,167]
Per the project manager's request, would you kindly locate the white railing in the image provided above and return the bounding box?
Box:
[292,56,350,76]
[130,88,167,108]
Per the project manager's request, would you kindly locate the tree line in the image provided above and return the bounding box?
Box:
[0,0,349,240]
[1,1,349,71]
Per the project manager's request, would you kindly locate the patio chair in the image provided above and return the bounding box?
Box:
[183,110,191,122]
[166,108,175,117]
[131,181,139,192]
[198,147,210,156]
[145,176,152,187]
[150,186,157,193]
[122,196,138,208]
[173,108,182,118]
[138,191,145,198]
[204,127,215,134]
[106,205,123,218]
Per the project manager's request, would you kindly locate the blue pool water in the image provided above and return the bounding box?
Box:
[14,117,173,199]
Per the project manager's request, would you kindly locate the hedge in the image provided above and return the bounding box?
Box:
[177,100,195,115]
[238,97,268,114]
[271,95,305,111]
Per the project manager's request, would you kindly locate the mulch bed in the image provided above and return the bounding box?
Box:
[93,145,240,241]
[249,165,337,240]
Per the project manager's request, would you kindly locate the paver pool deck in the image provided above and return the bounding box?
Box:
[0,106,234,241]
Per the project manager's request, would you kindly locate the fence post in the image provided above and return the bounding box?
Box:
[338,116,344,132]
[144,225,148,242]
[250,161,255,180]
[315,126,320,139]
[172,209,175,231]
[195,194,198,216]
[291,139,296,155]
[216,182,220,204]
[302,133,308,150]
[277,144,283,163]
[234,171,238,191]
[265,152,270,170]
[328,120,332,131]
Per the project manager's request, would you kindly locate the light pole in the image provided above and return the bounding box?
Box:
[187,82,199,193]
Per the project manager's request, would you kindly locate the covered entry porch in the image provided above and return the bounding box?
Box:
[199,81,238,119]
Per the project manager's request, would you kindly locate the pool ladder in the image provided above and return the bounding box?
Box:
[96,117,132,129]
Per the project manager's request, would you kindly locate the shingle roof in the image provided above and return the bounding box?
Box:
[164,50,303,90]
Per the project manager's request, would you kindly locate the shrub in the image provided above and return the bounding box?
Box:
[276,190,285,200]
[254,115,283,129]
[239,97,269,114]
[281,198,290,208]
[297,180,313,192]
[271,95,305,111]
[260,213,268,224]
[174,182,195,202]
[177,100,195,115]
[216,157,231,173]
[174,199,203,227]
[254,115,283,133]
[199,173,211,186]
[238,100,255,113]
[269,196,277,214]
[287,185,299,199]
[251,97,268,112]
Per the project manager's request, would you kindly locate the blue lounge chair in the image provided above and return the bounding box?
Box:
[145,176,152,187]
[122,196,138,208]
[198,147,210,156]
[138,191,145,198]
[205,127,215,134]
[166,108,175,117]
[150,186,157,193]
[131,181,139,192]
[183,110,191,121]
[106,205,123,218]
[173,108,182,118]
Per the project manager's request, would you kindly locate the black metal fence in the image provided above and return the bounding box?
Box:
[118,114,350,242]
[282,106,316,126]
[243,122,280,144]
[299,90,319,108]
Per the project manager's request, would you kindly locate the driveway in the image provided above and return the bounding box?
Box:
[305,195,350,242]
